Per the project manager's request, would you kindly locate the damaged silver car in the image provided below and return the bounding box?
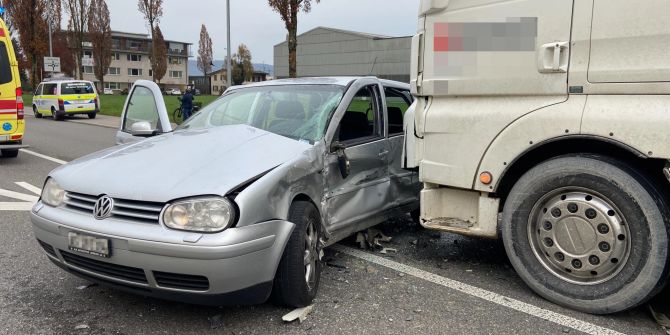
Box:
[31,77,420,307]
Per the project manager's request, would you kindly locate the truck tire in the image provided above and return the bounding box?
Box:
[272,200,322,307]
[1,149,19,158]
[502,155,670,314]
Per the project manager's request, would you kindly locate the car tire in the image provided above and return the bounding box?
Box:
[502,154,670,314]
[52,107,63,121]
[1,149,19,158]
[272,200,322,307]
[88,113,96,119]
[33,106,42,118]
[411,209,421,225]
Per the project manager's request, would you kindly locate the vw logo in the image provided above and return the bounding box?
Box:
[93,195,114,220]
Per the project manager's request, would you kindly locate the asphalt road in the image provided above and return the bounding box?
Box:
[0,115,667,335]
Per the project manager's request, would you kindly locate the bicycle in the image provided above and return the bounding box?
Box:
[173,97,200,124]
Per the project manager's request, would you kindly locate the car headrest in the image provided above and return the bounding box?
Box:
[275,101,305,120]
[341,111,369,131]
[388,107,403,124]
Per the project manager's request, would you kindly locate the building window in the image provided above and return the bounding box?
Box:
[107,67,120,75]
[213,86,218,92]
[148,69,153,77]
[128,68,143,76]
[104,82,120,90]
[127,54,142,62]
[169,57,182,65]
[127,40,142,49]
[111,52,120,61]
[111,39,120,49]
[213,75,217,81]
[84,50,93,58]
[83,66,94,74]
[169,70,183,78]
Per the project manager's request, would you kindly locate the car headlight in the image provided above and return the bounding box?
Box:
[41,178,65,207]
[163,197,236,233]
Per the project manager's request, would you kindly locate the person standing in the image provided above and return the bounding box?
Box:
[181,89,195,121]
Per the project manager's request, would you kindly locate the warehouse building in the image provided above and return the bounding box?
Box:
[274,27,411,82]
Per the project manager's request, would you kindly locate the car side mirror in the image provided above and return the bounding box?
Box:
[130,121,158,137]
[331,141,350,179]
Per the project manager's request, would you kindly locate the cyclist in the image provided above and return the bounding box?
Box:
[180,88,194,120]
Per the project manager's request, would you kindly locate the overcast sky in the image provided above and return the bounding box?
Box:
[70,0,420,66]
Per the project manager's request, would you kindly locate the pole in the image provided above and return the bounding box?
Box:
[49,25,53,57]
[226,0,232,87]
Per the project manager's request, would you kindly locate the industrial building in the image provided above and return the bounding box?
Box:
[274,27,411,82]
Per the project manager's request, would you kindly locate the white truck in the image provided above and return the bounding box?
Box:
[404,0,670,314]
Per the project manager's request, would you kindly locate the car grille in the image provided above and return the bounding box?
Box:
[37,239,57,257]
[60,250,148,284]
[64,191,164,224]
[153,271,210,291]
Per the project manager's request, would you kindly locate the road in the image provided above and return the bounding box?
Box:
[0,115,666,335]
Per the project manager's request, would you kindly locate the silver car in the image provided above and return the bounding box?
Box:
[31,77,420,307]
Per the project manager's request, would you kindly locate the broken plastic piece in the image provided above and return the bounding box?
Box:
[282,305,314,323]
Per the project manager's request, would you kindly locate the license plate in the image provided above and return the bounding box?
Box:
[68,232,110,258]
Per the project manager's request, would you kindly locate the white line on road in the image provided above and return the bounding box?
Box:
[0,202,34,211]
[333,245,625,335]
[0,188,38,203]
[16,181,42,195]
[19,149,68,165]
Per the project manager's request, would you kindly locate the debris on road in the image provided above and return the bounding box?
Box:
[356,229,394,252]
[649,305,670,334]
[74,324,89,330]
[325,262,347,269]
[76,283,98,290]
[208,314,225,329]
[282,305,314,323]
[380,248,397,254]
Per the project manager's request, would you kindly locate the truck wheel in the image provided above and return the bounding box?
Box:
[33,106,42,118]
[1,149,19,158]
[502,155,670,314]
[87,113,97,119]
[272,200,322,307]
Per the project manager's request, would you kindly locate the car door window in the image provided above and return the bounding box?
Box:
[0,42,10,85]
[337,85,382,143]
[44,84,57,95]
[122,85,159,132]
[35,84,43,96]
[385,87,413,136]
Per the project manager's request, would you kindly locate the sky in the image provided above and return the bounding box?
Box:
[65,0,420,66]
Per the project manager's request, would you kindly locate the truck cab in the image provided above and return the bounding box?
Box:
[406,0,670,314]
[0,16,26,158]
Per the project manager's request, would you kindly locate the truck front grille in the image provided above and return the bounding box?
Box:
[64,191,164,224]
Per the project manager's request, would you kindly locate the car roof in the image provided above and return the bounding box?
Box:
[40,80,94,84]
[227,76,410,91]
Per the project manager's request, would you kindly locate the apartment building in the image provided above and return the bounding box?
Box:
[207,67,269,95]
[81,31,191,92]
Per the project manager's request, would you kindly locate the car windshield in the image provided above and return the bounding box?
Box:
[61,82,95,94]
[178,84,345,143]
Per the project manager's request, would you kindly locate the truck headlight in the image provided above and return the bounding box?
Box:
[163,197,236,233]
[41,178,65,207]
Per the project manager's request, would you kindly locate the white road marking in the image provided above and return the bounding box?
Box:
[333,245,625,335]
[19,149,68,165]
[16,181,42,195]
[0,182,41,211]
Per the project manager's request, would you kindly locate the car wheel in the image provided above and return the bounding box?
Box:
[51,107,63,121]
[88,112,97,119]
[1,149,19,158]
[33,106,42,118]
[502,155,670,314]
[411,208,421,225]
[272,200,322,307]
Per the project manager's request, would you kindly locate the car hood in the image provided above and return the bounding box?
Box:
[52,125,312,203]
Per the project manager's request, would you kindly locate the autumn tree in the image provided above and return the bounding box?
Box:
[4,0,50,87]
[137,0,163,81]
[65,0,92,79]
[52,32,77,76]
[268,0,319,78]
[87,0,112,91]
[197,25,213,93]
[232,44,253,85]
[152,26,168,83]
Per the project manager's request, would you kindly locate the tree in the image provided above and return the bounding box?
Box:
[4,0,50,88]
[87,0,112,91]
[65,0,92,79]
[52,32,77,76]
[197,25,213,94]
[268,0,319,78]
[152,26,168,83]
[232,44,253,85]
[137,0,163,81]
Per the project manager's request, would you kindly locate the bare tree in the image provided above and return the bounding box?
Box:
[268,0,320,78]
[137,0,163,81]
[4,0,50,87]
[64,0,91,79]
[87,0,112,91]
[152,26,168,83]
[232,44,253,85]
[197,25,213,93]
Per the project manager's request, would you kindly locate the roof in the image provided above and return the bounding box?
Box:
[227,76,409,91]
[274,26,409,47]
[110,30,192,45]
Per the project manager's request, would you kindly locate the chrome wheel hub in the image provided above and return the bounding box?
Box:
[304,220,318,290]
[528,189,631,285]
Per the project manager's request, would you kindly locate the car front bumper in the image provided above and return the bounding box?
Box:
[30,203,294,305]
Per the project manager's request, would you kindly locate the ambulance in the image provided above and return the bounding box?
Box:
[32,79,99,121]
[0,15,26,158]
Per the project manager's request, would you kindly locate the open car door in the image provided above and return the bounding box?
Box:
[116,80,172,145]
